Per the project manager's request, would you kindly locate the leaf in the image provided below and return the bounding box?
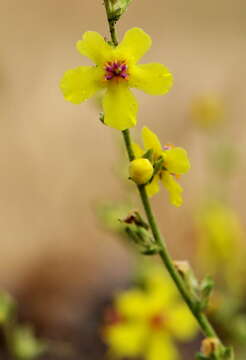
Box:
[196,353,209,360]
[199,275,214,311]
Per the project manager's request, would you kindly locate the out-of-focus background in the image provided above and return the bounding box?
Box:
[1,1,246,359]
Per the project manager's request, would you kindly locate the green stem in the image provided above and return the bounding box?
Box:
[122,129,218,338]
[103,0,118,46]
[103,2,227,356]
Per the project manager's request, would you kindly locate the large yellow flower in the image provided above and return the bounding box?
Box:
[104,266,197,360]
[132,127,190,206]
[60,28,173,130]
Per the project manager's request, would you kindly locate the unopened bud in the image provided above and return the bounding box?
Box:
[174,260,190,276]
[201,337,220,357]
[123,211,149,229]
[174,260,199,301]
[129,159,153,185]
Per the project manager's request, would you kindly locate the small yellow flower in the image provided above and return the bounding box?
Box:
[104,266,197,360]
[129,158,153,185]
[60,28,173,130]
[191,94,224,130]
[132,127,190,206]
[197,201,246,293]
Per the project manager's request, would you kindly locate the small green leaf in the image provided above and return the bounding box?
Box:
[199,275,214,311]
[142,149,153,162]
[196,353,209,360]
[141,244,161,255]
[152,156,164,178]
[222,346,234,360]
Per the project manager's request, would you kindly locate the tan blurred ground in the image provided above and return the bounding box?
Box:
[0,0,245,316]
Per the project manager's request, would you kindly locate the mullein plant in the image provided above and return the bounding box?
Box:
[60,0,234,359]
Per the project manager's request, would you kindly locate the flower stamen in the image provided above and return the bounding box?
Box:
[149,313,167,331]
[104,60,129,81]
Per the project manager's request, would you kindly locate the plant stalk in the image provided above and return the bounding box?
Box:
[103,1,227,356]
[122,129,218,338]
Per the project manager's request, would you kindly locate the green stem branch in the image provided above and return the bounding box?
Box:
[122,129,218,339]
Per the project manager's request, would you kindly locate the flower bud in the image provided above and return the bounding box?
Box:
[174,260,190,276]
[129,159,153,185]
[201,337,220,357]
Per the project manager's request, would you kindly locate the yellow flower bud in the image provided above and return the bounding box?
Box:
[129,159,153,185]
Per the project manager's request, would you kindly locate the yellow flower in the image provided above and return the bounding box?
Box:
[129,158,154,185]
[132,127,190,206]
[60,28,173,130]
[197,201,246,294]
[191,94,225,130]
[104,266,197,360]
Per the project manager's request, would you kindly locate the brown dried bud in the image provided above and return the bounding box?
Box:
[173,260,190,276]
[201,337,220,356]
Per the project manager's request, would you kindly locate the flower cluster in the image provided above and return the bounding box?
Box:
[60,28,173,130]
[103,266,197,360]
[131,127,191,206]
[60,27,191,207]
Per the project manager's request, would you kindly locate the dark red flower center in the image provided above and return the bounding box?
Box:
[149,313,167,330]
[104,60,129,81]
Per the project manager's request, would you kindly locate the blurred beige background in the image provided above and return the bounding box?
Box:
[0,0,246,323]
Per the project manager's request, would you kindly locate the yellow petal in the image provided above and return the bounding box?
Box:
[76,31,112,65]
[164,147,191,174]
[105,323,147,357]
[116,289,149,319]
[146,175,160,197]
[103,83,138,130]
[118,28,152,64]
[132,142,144,158]
[60,66,104,104]
[146,268,178,307]
[147,334,179,360]
[161,172,183,207]
[129,63,173,95]
[168,304,198,341]
[142,127,162,157]
[116,288,169,321]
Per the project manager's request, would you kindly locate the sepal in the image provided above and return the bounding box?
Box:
[121,211,160,255]
[199,276,214,311]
